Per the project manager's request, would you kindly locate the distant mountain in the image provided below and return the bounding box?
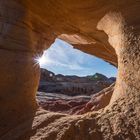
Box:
[40,68,115,82]
[40,69,55,82]
[87,73,108,81]
[38,68,116,96]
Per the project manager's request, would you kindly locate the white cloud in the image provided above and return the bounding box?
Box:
[40,39,88,70]
[40,39,117,77]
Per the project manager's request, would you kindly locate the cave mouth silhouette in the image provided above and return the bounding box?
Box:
[36,39,117,114]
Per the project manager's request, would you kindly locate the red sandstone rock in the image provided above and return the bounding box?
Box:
[37,83,114,115]
[39,68,115,96]
[38,97,89,114]
[75,83,115,114]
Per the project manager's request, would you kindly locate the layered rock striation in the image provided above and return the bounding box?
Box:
[38,68,115,96]
[37,69,115,115]
[37,83,114,115]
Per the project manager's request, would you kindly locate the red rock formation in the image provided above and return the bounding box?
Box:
[37,83,114,115]
[38,98,88,114]
[38,68,115,96]
[75,83,114,114]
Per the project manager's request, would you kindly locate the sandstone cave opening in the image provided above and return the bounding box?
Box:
[36,39,117,115]
[2,1,140,139]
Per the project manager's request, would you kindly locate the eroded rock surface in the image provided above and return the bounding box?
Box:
[75,83,115,115]
[37,70,115,114]
[38,68,115,96]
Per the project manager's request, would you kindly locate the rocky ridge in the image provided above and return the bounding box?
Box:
[37,69,115,114]
[38,68,115,96]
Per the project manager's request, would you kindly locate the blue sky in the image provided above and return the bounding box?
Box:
[39,39,117,77]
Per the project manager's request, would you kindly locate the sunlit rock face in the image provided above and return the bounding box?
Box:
[0,0,140,139]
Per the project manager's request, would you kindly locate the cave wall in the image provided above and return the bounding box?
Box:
[14,0,119,66]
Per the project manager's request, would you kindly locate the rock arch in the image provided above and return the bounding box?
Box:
[0,0,140,139]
